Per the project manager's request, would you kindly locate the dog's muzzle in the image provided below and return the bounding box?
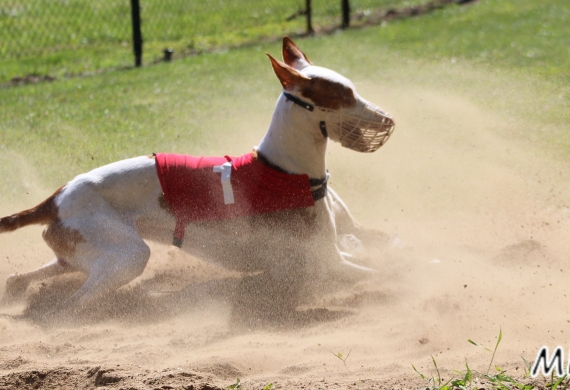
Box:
[324,102,394,153]
[283,92,395,153]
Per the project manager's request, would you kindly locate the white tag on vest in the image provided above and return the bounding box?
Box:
[213,162,235,205]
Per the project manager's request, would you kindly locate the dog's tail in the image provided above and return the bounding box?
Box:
[0,188,62,234]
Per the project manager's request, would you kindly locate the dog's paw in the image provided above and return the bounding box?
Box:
[338,234,365,254]
[338,228,390,257]
[358,228,390,247]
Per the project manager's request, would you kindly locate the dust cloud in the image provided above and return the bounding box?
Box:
[1,70,569,389]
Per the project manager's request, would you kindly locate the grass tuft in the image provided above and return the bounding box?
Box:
[412,329,548,390]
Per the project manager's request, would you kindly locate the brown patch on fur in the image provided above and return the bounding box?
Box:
[282,36,313,67]
[301,78,357,110]
[43,220,86,259]
[0,187,62,233]
[0,186,87,259]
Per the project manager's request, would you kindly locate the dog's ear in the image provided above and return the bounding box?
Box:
[266,53,311,91]
[282,36,312,70]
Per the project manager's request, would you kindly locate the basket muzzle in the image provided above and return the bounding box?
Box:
[323,101,395,153]
[283,91,395,153]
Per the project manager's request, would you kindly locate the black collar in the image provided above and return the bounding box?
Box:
[256,151,328,201]
[283,91,314,111]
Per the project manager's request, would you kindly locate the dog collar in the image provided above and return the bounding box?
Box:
[283,91,314,111]
[256,151,328,202]
[282,92,329,139]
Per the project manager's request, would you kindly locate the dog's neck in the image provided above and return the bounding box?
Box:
[256,93,327,180]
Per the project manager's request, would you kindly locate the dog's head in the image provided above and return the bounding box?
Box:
[266,37,395,153]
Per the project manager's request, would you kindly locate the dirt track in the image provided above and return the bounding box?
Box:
[1,75,569,389]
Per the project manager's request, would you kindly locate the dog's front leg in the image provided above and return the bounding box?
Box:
[326,187,390,256]
[305,200,378,287]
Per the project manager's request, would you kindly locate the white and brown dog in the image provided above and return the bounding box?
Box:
[0,37,394,321]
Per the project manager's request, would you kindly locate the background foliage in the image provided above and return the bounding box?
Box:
[0,0,425,82]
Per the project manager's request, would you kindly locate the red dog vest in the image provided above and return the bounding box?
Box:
[155,152,316,246]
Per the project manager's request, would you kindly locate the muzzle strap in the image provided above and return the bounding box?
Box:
[319,121,328,139]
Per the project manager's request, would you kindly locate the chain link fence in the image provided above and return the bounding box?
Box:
[0,0,423,82]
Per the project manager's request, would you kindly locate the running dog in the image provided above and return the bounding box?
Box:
[0,37,394,320]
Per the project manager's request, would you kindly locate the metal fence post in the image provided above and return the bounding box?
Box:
[341,0,350,28]
[306,0,314,34]
[130,0,143,67]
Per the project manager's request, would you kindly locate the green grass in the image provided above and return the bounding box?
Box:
[375,0,570,80]
[0,51,267,186]
[412,330,570,390]
[0,0,568,204]
[366,0,570,154]
[0,0,424,82]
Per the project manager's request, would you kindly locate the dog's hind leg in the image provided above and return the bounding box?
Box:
[42,225,151,323]
[2,258,77,304]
